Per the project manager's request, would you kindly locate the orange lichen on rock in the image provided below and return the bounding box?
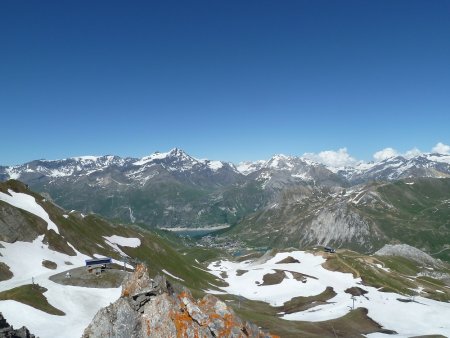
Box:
[217,313,238,336]
[177,291,193,302]
[170,309,193,337]
[85,264,278,338]
[145,318,151,337]
[121,264,154,297]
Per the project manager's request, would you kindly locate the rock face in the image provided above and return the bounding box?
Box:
[0,201,46,243]
[375,244,441,266]
[83,265,276,338]
[0,312,35,338]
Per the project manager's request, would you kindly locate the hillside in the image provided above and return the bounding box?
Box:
[226,178,450,262]
[207,249,450,337]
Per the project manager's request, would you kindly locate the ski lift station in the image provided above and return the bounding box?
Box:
[324,246,336,253]
[85,257,112,275]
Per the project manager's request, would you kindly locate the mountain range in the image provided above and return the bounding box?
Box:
[3,148,450,189]
[1,148,450,260]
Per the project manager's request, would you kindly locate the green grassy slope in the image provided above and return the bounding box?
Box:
[0,284,65,315]
[322,249,450,302]
[29,176,269,229]
[359,178,450,261]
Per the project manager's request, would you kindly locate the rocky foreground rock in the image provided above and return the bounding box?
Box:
[0,313,35,338]
[83,264,277,338]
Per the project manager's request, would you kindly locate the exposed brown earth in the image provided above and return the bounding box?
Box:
[0,262,13,281]
[278,286,337,314]
[275,256,300,264]
[345,287,369,297]
[260,270,286,286]
[42,260,57,270]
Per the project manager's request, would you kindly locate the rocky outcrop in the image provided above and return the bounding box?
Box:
[0,201,46,243]
[0,313,35,338]
[0,263,13,282]
[83,264,276,338]
[375,244,441,266]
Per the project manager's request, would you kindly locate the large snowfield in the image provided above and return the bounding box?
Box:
[208,251,450,337]
[0,190,123,338]
[0,237,121,338]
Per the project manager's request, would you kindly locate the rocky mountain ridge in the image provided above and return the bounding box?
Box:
[342,153,450,184]
[242,153,450,186]
[1,148,240,187]
[2,149,450,186]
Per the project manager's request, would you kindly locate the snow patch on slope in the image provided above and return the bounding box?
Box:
[236,160,266,175]
[204,160,223,171]
[103,235,141,248]
[133,151,173,165]
[0,236,121,338]
[0,190,59,234]
[208,251,450,337]
[162,269,185,281]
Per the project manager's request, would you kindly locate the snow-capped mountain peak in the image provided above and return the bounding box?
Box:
[133,148,194,166]
[237,154,300,175]
[4,155,129,179]
[2,149,450,188]
[200,159,224,171]
[236,160,266,175]
[342,153,450,183]
[266,154,295,169]
[133,148,233,174]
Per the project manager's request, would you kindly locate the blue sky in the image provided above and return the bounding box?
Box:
[1,0,449,165]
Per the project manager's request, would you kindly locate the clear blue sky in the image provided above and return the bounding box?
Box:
[1,0,449,165]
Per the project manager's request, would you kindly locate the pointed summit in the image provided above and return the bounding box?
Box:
[167,147,193,160]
